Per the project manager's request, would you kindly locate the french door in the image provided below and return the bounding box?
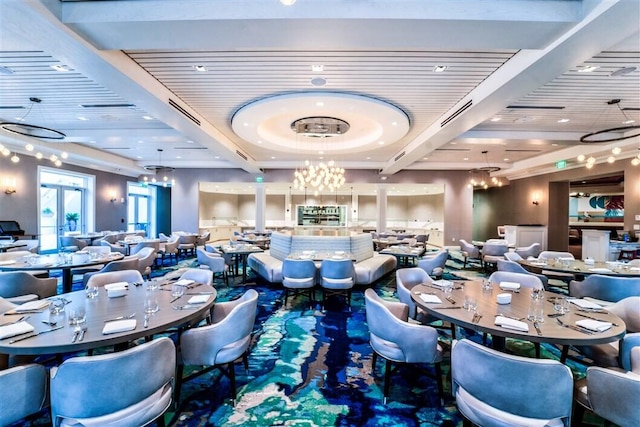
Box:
[39,185,86,252]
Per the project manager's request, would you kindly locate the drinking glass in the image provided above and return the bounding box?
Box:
[481,279,493,293]
[171,284,185,298]
[68,306,86,326]
[85,285,99,299]
[49,298,65,315]
[144,297,159,314]
[146,279,159,291]
[553,296,570,315]
[463,295,477,312]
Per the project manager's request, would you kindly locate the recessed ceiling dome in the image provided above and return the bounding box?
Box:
[231,92,410,155]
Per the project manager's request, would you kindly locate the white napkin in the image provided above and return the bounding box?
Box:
[102,319,137,335]
[494,316,529,332]
[174,279,194,287]
[0,321,35,339]
[499,282,521,291]
[430,279,453,289]
[104,282,129,291]
[0,260,16,266]
[570,299,603,310]
[576,319,612,332]
[419,294,443,304]
[588,268,612,273]
[187,295,211,304]
[13,300,50,312]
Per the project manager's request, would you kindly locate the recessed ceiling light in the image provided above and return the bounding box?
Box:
[257,140,263,144]
[391,121,398,126]
[316,101,324,107]
[194,65,207,72]
[310,77,327,86]
[381,176,388,180]
[366,157,371,160]
[577,65,598,73]
[311,64,324,72]
[176,155,182,159]
[463,157,468,161]
[423,157,428,160]
[243,122,249,127]
[136,156,142,159]
[50,64,69,72]
[504,158,509,161]
[610,66,637,77]
[187,140,194,144]
[214,156,220,159]
[280,0,296,5]
[623,119,635,124]
[138,140,144,144]
[77,116,88,121]
[318,151,324,154]
[378,141,385,145]
[490,117,501,122]
[271,156,276,159]
[433,65,447,73]
[558,118,570,123]
[142,115,153,120]
[88,140,96,144]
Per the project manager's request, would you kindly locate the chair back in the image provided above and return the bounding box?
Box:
[0,271,57,299]
[496,259,528,274]
[503,251,523,262]
[0,364,47,426]
[180,289,258,365]
[452,339,573,426]
[196,248,226,273]
[50,337,175,427]
[608,296,640,332]
[282,258,317,280]
[59,236,87,251]
[538,251,574,261]
[515,243,541,258]
[180,268,214,287]
[497,225,506,237]
[482,243,509,257]
[417,250,448,276]
[586,366,640,427]
[488,270,543,289]
[569,275,640,303]
[320,258,355,281]
[130,240,160,256]
[459,239,479,258]
[396,267,431,319]
[85,269,143,288]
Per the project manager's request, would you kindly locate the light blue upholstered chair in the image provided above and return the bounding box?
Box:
[488,270,544,290]
[50,337,176,427]
[364,289,443,404]
[0,363,47,426]
[569,274,640,304]
[99,239,127,255]
[0,271,57,304]
[177,234,197,258]
[84,269,143,288]
[319,258,355,310]
[417,249,448,278]
[206,244,236,276]
[515,242,541,258]
[176,289,259,406]
[458,239,481,269]
[496,259,549,289]
[574,366,640,427]
[196,247,228,285]
[134,246,157,279]
[180,268,214,287]
[480,242,509,272]
[451,339,573,427]
[59,236,88,252]
[503,251,523,262]
[282,258,317,308]
[82,256,140,286]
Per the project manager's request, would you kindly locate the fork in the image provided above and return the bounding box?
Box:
[445,296,457,305]
[77,326,88,342]
[71,326,81,343]
[556,317,594,335]
[472,312,482,324]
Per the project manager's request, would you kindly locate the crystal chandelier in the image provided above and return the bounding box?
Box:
[291,117,347,194]
[468,151,503,189]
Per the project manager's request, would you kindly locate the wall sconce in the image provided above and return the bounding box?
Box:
[3,177,16,195]
[532,192,540,205]
[109,190,117,203]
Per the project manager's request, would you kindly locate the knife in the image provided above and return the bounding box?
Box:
[8,325,64,344]
[433,306,462,310]
[533,321,543,336]
[574,312,618,326]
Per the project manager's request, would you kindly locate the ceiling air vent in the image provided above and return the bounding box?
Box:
[235,150,248,161]
[168,99,200,126]
[394,151,406,162]
[80,103,135,108]
[506,105,565,110]
[441,100,472,127]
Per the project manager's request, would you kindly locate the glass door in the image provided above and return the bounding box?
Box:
[39,185,86,252]
[128,193,150,235]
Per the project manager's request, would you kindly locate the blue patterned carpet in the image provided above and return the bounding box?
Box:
[18,251,603,427]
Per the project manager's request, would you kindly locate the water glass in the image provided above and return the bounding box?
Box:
[68,305,86,326]
[553,296,570,315]
[49,298,65,315]
[85,285,99,299]
[146,279,160,291]
[442,283,453,298]
[171,284,185,298]
[481,279,493,292]
[463,295,477,312]
[144,297,159,314]
[527,298,544,322]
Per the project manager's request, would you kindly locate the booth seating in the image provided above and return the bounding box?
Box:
[247,232,396,285]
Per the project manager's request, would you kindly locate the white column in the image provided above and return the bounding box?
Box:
[351,188,358,224]
[376,186,387,232]
[255,183,266,232]
[285,187,292,226]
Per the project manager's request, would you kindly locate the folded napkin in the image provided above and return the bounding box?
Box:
[335,251,345,255]
[419,294,443,304]
[570,299,603,310]
[187,295,211,304]
[430,279,453,289]
[499,282,521,291]
[630,267,640,271]
[588,268,612,273]
[494,316,529,332]
[0,260,16,266]
[528,261,547,266]
[331,255,344,259]
[576,319,612,332]
[104,282,128,291]
[102,319,137,335]
[0,321,35,339]
[11,300,50,313]
[174,279,194,287]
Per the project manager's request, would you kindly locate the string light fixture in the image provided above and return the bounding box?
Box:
[292,117,346,195]
[468,150,503,189]
[142,148,176,187]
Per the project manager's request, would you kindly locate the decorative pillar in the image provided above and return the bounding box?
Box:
[376,186,387,232]
[255,183,266,232]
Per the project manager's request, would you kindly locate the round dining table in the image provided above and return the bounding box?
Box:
[411,280,626,363]
[519,258,640,280]
[0,252,125,293]
[0,280,216,356]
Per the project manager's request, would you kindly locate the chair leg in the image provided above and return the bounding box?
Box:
[435,362,444,405]
[371,351,378,369]
[174,364,184,407]
[156,414,166,427]
[383,359,392,404]
[243,353,249,372]
[228,361,237,406]
[534,342,541,358]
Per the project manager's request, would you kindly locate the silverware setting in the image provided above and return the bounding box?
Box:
[41,320,57,327]
[434,306,461,310]
[8,325,64,344]
[0,315,30,326]
[104,313,136,323]
[143,314,150,328]
[574,312,618,327]
[172,304,199,310]
[445,296,457,305]
[472,312,482,324]
[556,317,594,335]
[533,321,543,336]
[496,313,525,321]
[169,295,183,304]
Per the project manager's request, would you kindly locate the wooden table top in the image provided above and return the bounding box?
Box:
[411,280,626,347]
[519,259,640,278]
[0,280,216,356]
[0,252,124,272]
